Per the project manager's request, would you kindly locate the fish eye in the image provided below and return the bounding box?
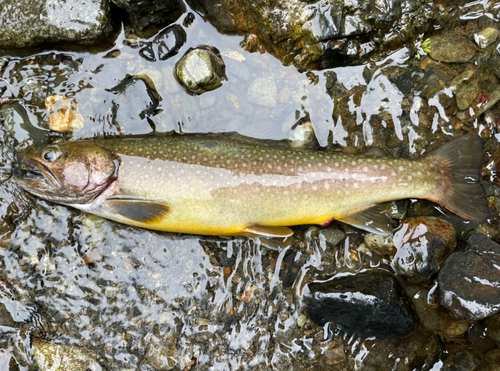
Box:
[42,148,61,162]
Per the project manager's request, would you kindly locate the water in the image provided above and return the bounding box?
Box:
[1,1,500,370]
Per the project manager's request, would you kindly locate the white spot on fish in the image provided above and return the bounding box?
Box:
[325,183,330,190]
[312,185,318,191]
[354,183,359,189]
[407,175,413,181]
[363,167,368,172]
[391,171,396,176]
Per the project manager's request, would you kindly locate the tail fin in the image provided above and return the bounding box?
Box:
[428,134,491,222]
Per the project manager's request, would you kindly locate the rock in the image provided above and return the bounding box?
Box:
[402,281,470,337]
[364,234,395,256]
[0,0,114,49]
[441,350,482,371]
[32,338,98,370]
[110,0,185,32]
[174,46,227,95]
[187,0,443,70]
[451,69,480,110]
[439,234,500,321]
[156,25,186,61]
[319,228,345,247]
[485,313,500,343]
[429,35,476,63]
[45,95,85,133]
[304,271,416,338]
[0,304,15,327]
[392,217,457,283]
[289,120,318,148]
[145,338,177,370]
[247,77,278,108]
[139,25,187,62]
[325,345,345,365]
[474,27,499,49]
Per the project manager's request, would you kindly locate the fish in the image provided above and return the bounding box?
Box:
[12,133,491,238]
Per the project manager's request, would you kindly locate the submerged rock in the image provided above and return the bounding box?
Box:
[441,350,482,371]
[304,271,416,338]
[392,217,456,283]
[247,77,278,108]
[474,27,499,49]
[111,0,185,32]
[451,69,480,111]
[438,234,500,321]
[429,35,476,63]
[45,95,85,133]
[32,338,98,370]
[174,46,227,95]
[0,0,114,49]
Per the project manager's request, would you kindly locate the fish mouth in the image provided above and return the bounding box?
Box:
[14,159,62,189]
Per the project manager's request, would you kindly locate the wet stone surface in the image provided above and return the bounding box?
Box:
[429,34,476,63]
[304,271,416,339]
[174,46,227,95]
[439,234,500,321]
[392,217,457,283]
[0,1,500,370]
[0,0,114,49]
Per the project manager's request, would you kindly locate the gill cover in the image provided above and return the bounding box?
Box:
[14,141,119,205]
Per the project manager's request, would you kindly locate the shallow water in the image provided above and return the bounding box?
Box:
[1,1,500,370]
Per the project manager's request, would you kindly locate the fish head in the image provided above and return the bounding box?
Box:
[13,142,118,204]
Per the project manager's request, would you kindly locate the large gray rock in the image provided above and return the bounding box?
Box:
[0,0,114,49]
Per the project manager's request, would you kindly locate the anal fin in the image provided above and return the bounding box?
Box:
[103,197,170,224]
[338,204,392,235]
[244,224,293,238]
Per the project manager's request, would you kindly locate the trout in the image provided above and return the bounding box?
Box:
[13,133,490,237]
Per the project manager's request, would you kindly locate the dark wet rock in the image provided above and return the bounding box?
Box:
[442,350,482,371]
[156,25,187,61]
[304,271,416,338]
[485,313,500,343]
[420,73,447,100]
[111,0,185,33]
[451,69,480,110]
[428,35,476,63]
[403,281,470,337]
[174,46,227,95]
[439,234,500,321]
[187,0,443,69]
[32,338,99,370]
[139,25,187,62]
[319,228,345,247]
[0,0,113,49]
[474,27,499,49]
[392,217,456,283]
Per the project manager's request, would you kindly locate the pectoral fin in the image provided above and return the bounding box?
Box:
[338,204,392,235]
[103,197,170,224]
[244,224,294,238]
